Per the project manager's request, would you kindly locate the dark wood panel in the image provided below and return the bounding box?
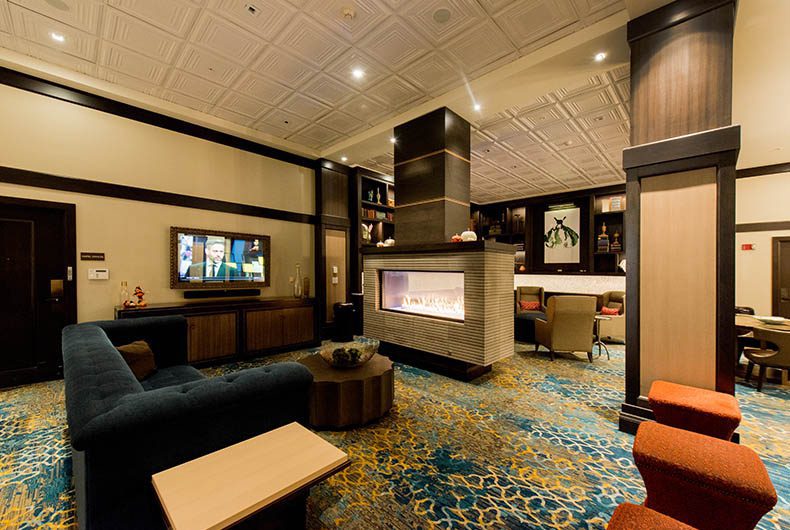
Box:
[320,167,350,219]
[0,166,315,225]
[623,125,740,170]
[116,297,314,316]
[627,0,733,42]
[246,309,285,351]
[737,221,790,233]
[394,107,470,162]
[0,66,314,169]
[737,162,790,179]
[629,4,735,145]
[282,307,314,344]
[187,312,237,362]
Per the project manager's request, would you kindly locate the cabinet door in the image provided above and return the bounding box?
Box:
[246,309,285,352]
[187,313,237,363]
[282,307,315,345]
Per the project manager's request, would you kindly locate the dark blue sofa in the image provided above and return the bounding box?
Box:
[62,315,313,530]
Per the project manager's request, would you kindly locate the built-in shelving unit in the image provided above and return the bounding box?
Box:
[592,192,626,274]
[352,167,395,292]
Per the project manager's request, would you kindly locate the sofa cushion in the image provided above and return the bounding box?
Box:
[141,365,205,391]
[601,306,620,316]
[116,341,157,381]
[606,301,623,312]
[519,300,541,311]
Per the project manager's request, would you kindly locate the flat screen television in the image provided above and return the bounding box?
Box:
[169,227,271,290]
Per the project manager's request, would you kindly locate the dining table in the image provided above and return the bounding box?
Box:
[735,314,790,332]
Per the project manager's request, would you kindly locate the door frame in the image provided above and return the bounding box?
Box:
[772,236,790,316]
[0,195,77,380]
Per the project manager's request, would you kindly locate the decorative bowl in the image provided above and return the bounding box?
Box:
[319,337,379,368]
[754,315,786,325]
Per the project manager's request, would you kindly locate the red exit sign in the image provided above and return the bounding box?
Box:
[741,244,755,251]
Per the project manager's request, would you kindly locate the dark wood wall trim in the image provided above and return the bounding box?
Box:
[0,165,316,225]
[736,221,790,233]
[624,174,641,406]
[627,0,734,42]
[623,125,741,170]
[0,66,315,169]
[736,162,790,179]
[716,163,736,394]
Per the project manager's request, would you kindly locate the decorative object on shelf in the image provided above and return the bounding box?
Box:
[461,229,477,242]
[367,189,375,202]
[375,210,386,220]
[383,237,395,247]
[543,207,581,263]
[597,222,611,253]
[303,276,311,298]
[376,188,381,204]
[451,233,463,243]
[119,280,130,308]
[293,263,303,298]
[610,230,622,252]
[489,224,502,235]
[362,223,372,243]
[133,285,147,307]
[618,259,627,272]
[319,337,379,368]
[387,197,395,207]
[610,196,625,211]
[518,265,527,272]
[376,241,385,247]
[512,213,524,233]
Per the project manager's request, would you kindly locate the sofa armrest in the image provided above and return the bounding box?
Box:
[93,315,188,367]
[71,362,313,451]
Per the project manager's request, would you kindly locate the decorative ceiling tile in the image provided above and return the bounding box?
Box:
[8,0,102,33]
[615,78,629,102]
[356,17,431,71]
[210,0,295,42]
[516,103,566,129]
[250,46,317,88]
[300,72,357,107]
[575,104,627,130]
[177,43,243,86]
[280,92,331,121]
[492,0,577,51]
[303,0,389,43]
[561,86,616,116]
[288,123,342,146]
[232,71,291,106]
[210,106,256,127]
[318,110,365,135]
[324,48,388,91]
[161,89,212,113]
[108,0,199,37]
[586,122,629,142]
[17,39,97,75]
[475,0,516,16]
[365,75,423,109]
[8,4,98,61]
[274,13,349,68]
[571,0,624,17]
[99,41,168,84]
[100,67,162,96]
[482,118,526,141]
[441,19,515,74]
[189,10,263,66]
[166,69,226,103]
[251,118,291,139]
[103,7,181,62]
[338,94,391,123]
[403,0,488,46]
[0,1,12,33]
[399,51,462,96]
[215,90,269,118]
[256,107,310,135]
[555,73,606,99]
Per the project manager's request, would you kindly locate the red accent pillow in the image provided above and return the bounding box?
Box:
[601,306,620,316]
[519,301,540,311]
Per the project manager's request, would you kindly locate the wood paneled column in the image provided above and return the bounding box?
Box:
[619,0,740,434]
[393,107,471,245]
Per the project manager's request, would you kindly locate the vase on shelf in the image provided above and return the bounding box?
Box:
[119,281,129,308]
[293,263,303,298]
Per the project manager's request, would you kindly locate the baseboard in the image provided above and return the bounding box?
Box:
[618,401,654,435]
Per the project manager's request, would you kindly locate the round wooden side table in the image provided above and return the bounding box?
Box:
[298,353,394,429]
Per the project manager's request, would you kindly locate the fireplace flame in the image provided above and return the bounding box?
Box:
[401,294,465,320]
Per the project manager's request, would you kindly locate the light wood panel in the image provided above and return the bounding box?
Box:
[640,167,717,395]
[152,422,348,530]
[324,229,347,323]
[186,313,236,363]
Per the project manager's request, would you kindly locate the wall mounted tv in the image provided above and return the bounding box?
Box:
[170,227,271,290]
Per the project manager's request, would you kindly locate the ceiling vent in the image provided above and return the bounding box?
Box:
[244,3,261,16]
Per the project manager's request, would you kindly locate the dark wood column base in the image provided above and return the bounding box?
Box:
[380,341,491,382]
[618,401,654,435]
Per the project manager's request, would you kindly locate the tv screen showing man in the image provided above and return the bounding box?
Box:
[177,232,266,283]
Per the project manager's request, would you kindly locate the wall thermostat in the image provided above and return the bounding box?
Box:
[88,268,110,280]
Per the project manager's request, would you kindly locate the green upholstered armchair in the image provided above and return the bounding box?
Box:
[599,291,626,343]
[535,295,597,362]
[515,286,546,314]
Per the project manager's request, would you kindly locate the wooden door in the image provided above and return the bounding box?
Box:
[246,309,285,352]
[282,307,314,345]
[0,197,76,387]
[186,313,237,362]
[773,237,790,318]
[324,229,347,323]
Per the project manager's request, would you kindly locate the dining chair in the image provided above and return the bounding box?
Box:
[743,327,790,391]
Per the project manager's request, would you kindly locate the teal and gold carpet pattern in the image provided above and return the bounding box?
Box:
[1,344,788,529]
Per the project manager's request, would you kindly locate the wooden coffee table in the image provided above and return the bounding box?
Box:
[298,353,394,429]
[152,422,349,530]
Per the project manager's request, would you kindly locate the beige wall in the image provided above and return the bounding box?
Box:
[0,84,316,322]
[733,0,790,169]
[735,172,790,314]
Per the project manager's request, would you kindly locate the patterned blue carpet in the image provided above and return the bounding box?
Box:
[0,343,787,529]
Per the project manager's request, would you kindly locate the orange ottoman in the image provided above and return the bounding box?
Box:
[648,380,741,440]
[633,422,777,530]
[608,503,696,529]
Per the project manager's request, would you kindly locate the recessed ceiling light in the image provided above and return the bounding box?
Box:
[433,8,452,24]
[44,0,70,11]
[50,32,65,43]
[341,156,348,162]
[351,68,365,80]
[594,52,607,62]
[473,103,481,112]
[389,137,396,144]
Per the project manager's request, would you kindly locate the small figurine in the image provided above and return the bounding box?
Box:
[451,233,463,243]
[362,223,373,242]
[383,237,395,247]
[376,188,381,204]
[133,285,147,307]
